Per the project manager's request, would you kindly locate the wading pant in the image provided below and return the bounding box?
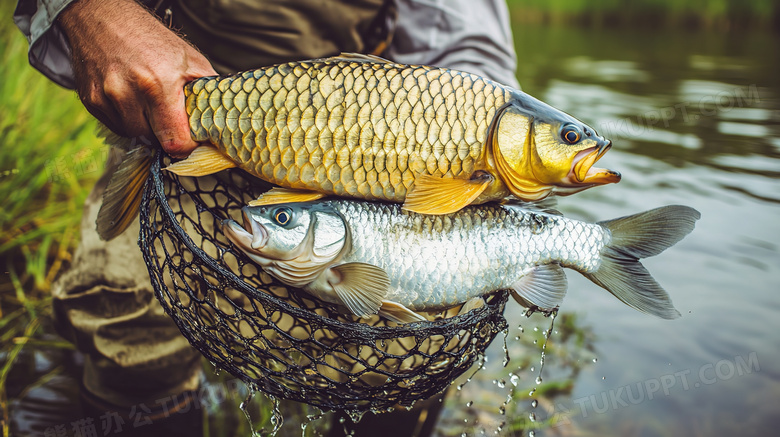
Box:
[51,155,201,408]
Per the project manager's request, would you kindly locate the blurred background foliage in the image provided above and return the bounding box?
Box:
[507,0,780,29]
[1,0,103,433]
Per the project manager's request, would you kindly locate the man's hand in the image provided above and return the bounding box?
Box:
[59,0,217,157]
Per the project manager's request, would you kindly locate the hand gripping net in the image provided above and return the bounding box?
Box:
[139,154,509,413]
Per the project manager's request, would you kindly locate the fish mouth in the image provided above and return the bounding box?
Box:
[221,209,269,253]
[569,142,621,185]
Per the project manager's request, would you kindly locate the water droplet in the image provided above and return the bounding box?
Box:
[267,394,283,435]
[466,401,473,407]
[535,376,543,385]
[514,336,521,341]
[346,410,365,423]
[602,376,606,380]
[531,399,538,408]
[501,329,511,367]
[533,327,539,332]
[530,366,535,372]
[497,379,506,388]
[593,358,598,363]
[529,431,536,437]
[510,374,520,387]
[529,412,536,422]
[498,406,506,415]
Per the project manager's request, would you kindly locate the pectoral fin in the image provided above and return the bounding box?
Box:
[510,264,568,310]
[330,263,390,318]
[402,172,492,215]
[248,187,327,207]
[163,145,237,176]
[379,300,426,324]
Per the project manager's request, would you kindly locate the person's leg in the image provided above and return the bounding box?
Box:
[50,157,202,424]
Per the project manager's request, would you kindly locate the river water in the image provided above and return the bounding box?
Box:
[455,21,780,436]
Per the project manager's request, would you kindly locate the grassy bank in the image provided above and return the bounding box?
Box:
[0,0,104,433]
[507,0,780,29]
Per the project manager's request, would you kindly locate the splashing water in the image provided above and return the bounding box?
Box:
[239,384,284,436]
[239,385,259,437]
[502,328,510,367]
[268,394,284,435]
[301,409,327,437]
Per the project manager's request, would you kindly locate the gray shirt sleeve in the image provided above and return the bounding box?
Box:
[385,0,519,88]
[13,0,79,89]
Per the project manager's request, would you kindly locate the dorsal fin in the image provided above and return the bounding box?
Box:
[501,197,562,216]
[326,52,392,64]
[248,187,327,207]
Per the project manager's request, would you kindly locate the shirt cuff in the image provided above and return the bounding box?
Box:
[13,0,80,89]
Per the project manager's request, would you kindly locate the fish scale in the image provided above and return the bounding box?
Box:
[186,58,512,202]
[330,201,608,310]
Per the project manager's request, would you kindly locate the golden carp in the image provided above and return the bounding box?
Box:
[222,201,700,324]
[97,54,620,240]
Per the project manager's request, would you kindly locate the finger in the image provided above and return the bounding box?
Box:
[146,83,198,158]
[102,70,155,141]
[77,81,125,136]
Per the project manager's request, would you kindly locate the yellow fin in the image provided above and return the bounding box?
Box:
[247,187,327,207]
[379,300,426,324]
[402,173,492,215]
[330,263,389,318]
[163,145,236,176]
[96,147,156,240]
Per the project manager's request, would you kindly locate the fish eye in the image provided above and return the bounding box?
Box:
[273,207,293,226]
[561,124,583,144]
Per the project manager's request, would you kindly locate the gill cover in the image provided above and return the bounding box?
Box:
[232,205,347,287]
[492,104,553,200]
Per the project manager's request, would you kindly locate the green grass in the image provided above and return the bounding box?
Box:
[0,0,104,433]
[0,2,103,285]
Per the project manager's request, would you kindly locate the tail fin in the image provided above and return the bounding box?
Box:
[583,205,700,319]
[95,127,156,240]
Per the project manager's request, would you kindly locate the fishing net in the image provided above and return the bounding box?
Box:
[138,154,509,413]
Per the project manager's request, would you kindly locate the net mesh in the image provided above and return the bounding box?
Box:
[138,154,509,413]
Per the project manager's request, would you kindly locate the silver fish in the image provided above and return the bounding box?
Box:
[222,201,699,324]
